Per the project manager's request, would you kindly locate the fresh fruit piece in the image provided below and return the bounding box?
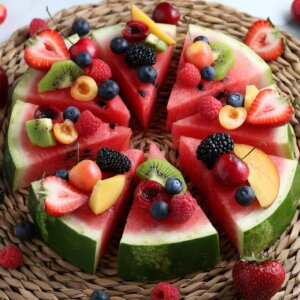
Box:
[89,174,126,214]
[69,160,102,192]
[34,105,61,122]
[246,89,292,127]
[185,41,213,69]
[98,79,120,100]
[152,2,180,25]
[38,60,84,92]
[110,37,129,54]
[219,105,247,130]
[125,43,156,68]
[63,106,80,122]
[76,110,101,136]
[26,118,56,148]
[70,75,98,101]
[292,0,300,22]
[96,148,131,173]
[150,200,169,220]
[235,186,255,206]
[233,259,285,300]
[29,18,48,36]
[137,65,157,83]
[131,4,176,45]
[148,141,165,159]
[122,20,150,42]
[69,37,100,60]
[0,244,23,269]
[144,33,168,53]
[54,169,69,180]
[25,29,70,70]
[244,19,284,61]
[226,93,244,107]
[0,4,7,25]
[151,282,180,300]
[198,96,222,120]
[165,177,183,195]
[213,153,250,187]
[64,33,80,49]
[90,290,110,300]
[234,144,280,208]
[15,221,36,240]
[75,52,92,67]
[177,62,201,87]
[0,66,8,109]
[83,59,112,85]
[53,119,78,144]
[136,158,187,192]
[0,187,5,204]
[72,19,90,37]
[193,35,209,43]
[201,65,216,81]
[244,85,259,110]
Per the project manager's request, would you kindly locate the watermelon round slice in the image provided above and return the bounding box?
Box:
[166,24,274,129]
[12,68,130,126]
[117,142,220,281]
[178,136,300,256]
[3,100,132,191]
[92,23,176,129]
[28,149,144,273]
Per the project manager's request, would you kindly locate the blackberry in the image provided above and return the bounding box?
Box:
[125,44,156,68]
[196,133,234,168]
[96,148,131,173]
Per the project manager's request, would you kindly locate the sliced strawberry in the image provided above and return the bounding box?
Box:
[43,176,88,216]
[29,18,48,36]
[25,29,70,70]
[244,19,284,61]
[246,89,292,127]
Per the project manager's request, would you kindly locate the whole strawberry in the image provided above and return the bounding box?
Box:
[232,259,285,300]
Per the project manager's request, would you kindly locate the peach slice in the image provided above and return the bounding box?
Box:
[219,105,247,130]
[244,85,259,111]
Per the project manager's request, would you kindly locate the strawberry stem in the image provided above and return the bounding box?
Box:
[241,141,267,160]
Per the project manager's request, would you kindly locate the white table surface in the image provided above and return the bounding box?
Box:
[0,0,298,43]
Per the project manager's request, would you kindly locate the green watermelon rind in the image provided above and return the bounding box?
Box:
[117,233,220,281]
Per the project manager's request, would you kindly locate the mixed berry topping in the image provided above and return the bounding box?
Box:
[125,43,156,67]
[98,79,120,100]
[72,19,90,37]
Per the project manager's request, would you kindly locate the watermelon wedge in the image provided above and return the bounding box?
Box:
[3,100,132,191]
[166,24,273,129]
[12,68,130,126]
[92,23,176,129]
[28,149,144,273]
[117,142,220,281]
[179,136,300,255]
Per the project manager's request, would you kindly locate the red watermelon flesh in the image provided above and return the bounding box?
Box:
[12,68,130,126]
[92,23,176,129]
[166,24,274,129]
[148,142,165,159]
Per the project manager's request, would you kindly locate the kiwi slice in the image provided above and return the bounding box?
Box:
[210,41,235,81]
[64,34,80,49]
[144,33,168,53]
[38,60,84,93]
[26,118,56,147]
[136,158,187,193]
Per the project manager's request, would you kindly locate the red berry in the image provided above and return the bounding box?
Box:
[151,282,180,300]
[152,2,180,25]
[0,66,8,109]
[292,0,300,22]
[169,192,196,223]
[29,18,48,36]
[198,96,222,120]
[0,4,7,25]
[177,63,201,87]
[0,244,23,269]
[69,37,100,61]
[83,59,112,85]
[75,110,102,136]
[122,21,150,42]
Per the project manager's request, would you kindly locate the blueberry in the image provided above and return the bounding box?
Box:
[227,93,244,107]
[137,66,157,83]
[110,37,129,54]
[150,200,169,220]
[75,52,92,67]
[0,187,5,204]
[99,80,120,100]
[55,169,69,180]
[63,106,80,122]
[165,178,183,195]
[90,290,110,300]
[193,35,209,43]
[72,19,90,37]
[201,66,216,81]
[15,221,36,240]
[235,186,255,206]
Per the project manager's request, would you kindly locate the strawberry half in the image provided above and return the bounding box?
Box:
[42,176,88,216]
[244,19,284,61]
[25,29,70,70]
[246,89,292,127]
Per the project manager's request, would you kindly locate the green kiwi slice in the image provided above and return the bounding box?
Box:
[210,41,235,81]
[136,158,187,193]
[144,33,168,53]
[26,118,57,147]
[38,60,84,93]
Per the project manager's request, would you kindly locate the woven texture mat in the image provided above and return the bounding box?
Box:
[1,0,300,299]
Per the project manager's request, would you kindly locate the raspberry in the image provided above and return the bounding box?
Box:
[198,96,222,120]
[169,192,197,224]
[178,63,201,87]
[75,110,102,136]
[83,59,112,85]
[151,282,180,300]
[29,18,48,36]
[0,244,23,269]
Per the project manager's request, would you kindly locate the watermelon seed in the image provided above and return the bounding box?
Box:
[198,83,204,91]
[138,90,146,97]
[97,100,107,109]
[109,123,116,129]
[152,81,158,88]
